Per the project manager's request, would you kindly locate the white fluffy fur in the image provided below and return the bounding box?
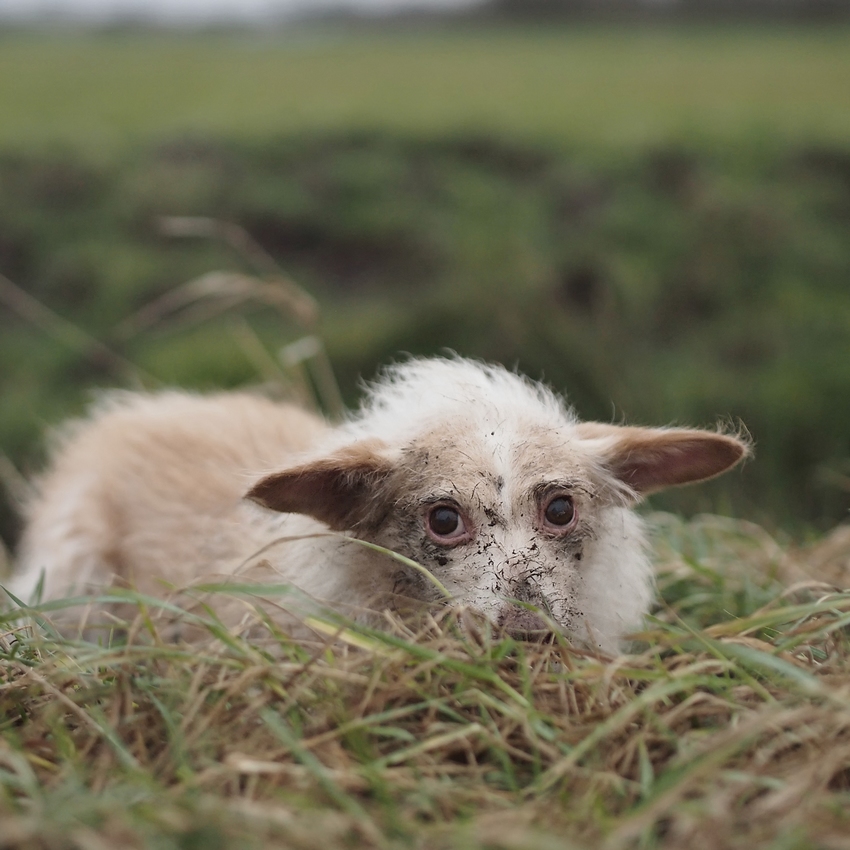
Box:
[5,357,748,652]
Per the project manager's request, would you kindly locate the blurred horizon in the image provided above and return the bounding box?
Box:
[1,0,849,25]
[5,0,481,25]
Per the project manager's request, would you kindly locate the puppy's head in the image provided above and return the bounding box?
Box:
[246,359,749,651]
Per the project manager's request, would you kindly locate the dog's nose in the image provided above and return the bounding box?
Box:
[496,603,550,636]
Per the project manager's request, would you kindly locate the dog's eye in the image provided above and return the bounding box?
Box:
[426,505,468,543]
[543,495,576,530]
[429,506,462,536]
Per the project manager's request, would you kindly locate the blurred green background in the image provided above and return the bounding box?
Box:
[1,14,849,552]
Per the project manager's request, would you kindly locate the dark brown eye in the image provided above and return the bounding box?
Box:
[543,496,576,529]
[426,504,469,544]
[429,506,460,536]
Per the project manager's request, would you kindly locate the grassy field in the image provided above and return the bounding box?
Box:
[4,514,850,849]
[0,25,849,156]
[2,23,850,850]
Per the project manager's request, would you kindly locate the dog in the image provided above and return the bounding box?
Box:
[4,357,748,652]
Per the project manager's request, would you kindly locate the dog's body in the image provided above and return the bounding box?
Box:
[6,358,748,652]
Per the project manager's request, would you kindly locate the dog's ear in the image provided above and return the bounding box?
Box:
[245,439,395,531]
[575,423,749,496]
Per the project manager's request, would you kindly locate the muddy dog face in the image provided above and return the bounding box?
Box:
[247,359,748,651]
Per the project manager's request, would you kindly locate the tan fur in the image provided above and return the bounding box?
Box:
[12,393,327,601]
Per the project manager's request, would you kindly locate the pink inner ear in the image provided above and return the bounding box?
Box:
[586,427,748,495]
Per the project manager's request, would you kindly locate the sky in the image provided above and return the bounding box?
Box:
[0,0,479,24]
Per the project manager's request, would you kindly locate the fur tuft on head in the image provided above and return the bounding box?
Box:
[340,356,575,446]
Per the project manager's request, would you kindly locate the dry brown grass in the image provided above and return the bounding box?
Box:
[3,515,850,850]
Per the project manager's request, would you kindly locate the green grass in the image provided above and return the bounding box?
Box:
[3,514,850,849]
[0,25,849,156]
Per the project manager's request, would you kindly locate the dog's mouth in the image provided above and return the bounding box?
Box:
[385,590,558,641]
